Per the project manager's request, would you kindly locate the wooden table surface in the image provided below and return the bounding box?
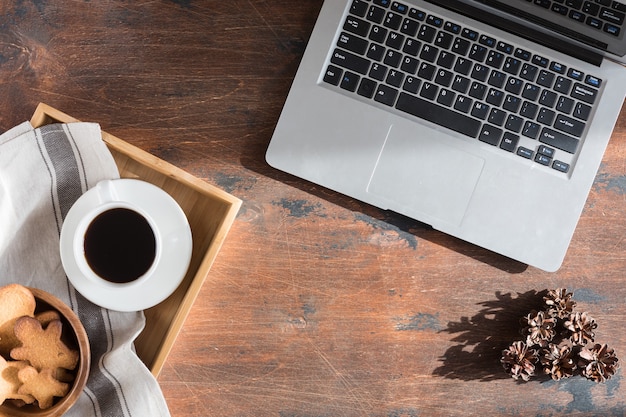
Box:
[2,1,625,416]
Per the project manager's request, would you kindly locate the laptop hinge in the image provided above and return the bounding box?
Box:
[426,0,605,67]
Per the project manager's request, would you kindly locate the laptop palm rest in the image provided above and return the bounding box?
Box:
[367,125,485,227]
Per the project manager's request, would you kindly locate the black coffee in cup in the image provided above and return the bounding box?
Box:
[84,208,156,284]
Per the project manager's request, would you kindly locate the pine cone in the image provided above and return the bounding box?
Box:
[543,288,576,319]
[521,310,556,347]
[564,312,597,346]
[578,344,620,383]
[501,341,538,381]
[540,343,577,380]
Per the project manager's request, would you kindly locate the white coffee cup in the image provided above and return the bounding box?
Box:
[60,179,192,311]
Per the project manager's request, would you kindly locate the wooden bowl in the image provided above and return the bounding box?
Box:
[0,288,90,417]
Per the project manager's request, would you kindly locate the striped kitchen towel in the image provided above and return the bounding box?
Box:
[0,121,171,417]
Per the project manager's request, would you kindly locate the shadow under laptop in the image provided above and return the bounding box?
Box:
[241,148,528,274]
[432,289,547,382]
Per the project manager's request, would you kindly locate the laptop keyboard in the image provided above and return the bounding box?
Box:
[323,0,605,174]
[527,0,626,37]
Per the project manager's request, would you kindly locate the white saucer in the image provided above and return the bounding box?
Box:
[60,179,192,312]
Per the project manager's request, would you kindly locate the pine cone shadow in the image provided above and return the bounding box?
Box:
[433,290,548,381]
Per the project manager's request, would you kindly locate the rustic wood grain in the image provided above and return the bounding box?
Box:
[1,1,625,416]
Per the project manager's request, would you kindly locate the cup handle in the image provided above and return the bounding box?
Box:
[95,179,119,203]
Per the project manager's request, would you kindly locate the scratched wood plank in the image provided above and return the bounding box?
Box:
[1,1,625,416]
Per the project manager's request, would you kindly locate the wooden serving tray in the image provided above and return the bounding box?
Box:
[30,103,242,377]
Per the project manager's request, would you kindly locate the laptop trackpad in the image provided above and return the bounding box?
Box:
[367,126,485,227]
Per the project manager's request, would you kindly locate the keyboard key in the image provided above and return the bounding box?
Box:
[386,69,405,87]
[357,78,378,98]
[479,124,503,145]
[520,101,539,119]
[538,145,556,158]
[469,82,487,100]
[503,95,522,112]
[535,153,552,166]
[554,114,586,137]
[539,128,579,153]
[451,38,471,55]
[367,5,386,23]
[505,115,524,132]
[556,96,575,113]
[571,83,599,104]
[367,43,386,61]
[515,48,532,61]
[469,44,488,62]
[487,88,505,106]
[522,121,541,139]
[323,65,342,85]
[369,25,388,43]
[500,132,519,152]
[452,75,471,93]
[375,84,399,106]
[585,74,602,87]
[344,16,371,37]
[550,61,567,74]
[396,92,482,137]
[488,108,507,125]
[340,71,361,92]
[417,25,437,42]
[532,55,549,67]
[418,62,436,80]
[403,38,421,56]
[420,81,439,100]
[437,51,456,69]
[488,70,507,88]
[539,89,558,107]
[552,160,570,173]
[573,102,592,120]
[426,15,444,27]
[391,1,409,14]
[383,49,403,67]
[437,89,456,106]
[369,62,388,81]
[567,68,585,81]
[374,0,391,8]
[554,76,573,94]
[471,64,490,82]
[331,49,370,75]
[454,95,473,113]
[386,31,405,49]
[400,18,420,36]
[537,107,556,124]
[400,56,419,74]
[505,77,524,95]
[454,57,473,75]
[402,76,421,94]
[435,31,454,49]
[420,44,439,62]
[384,12,403,30]
[471,102,490,120]
[435,68,454,87]
[520,63,539,81]
[338,32,369,55]
[517,146,534,159]
[350,0,369,17]
[409,8,426,21]
[537,70,555,87]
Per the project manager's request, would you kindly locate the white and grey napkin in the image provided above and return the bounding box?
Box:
[0,122,171,416]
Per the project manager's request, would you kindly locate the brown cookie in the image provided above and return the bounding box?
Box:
[10,317,79,372]
[0,356,35,405]
[17,366,69,409]
[0,284,36,355]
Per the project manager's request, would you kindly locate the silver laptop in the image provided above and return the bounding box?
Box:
[266,0,626,271]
